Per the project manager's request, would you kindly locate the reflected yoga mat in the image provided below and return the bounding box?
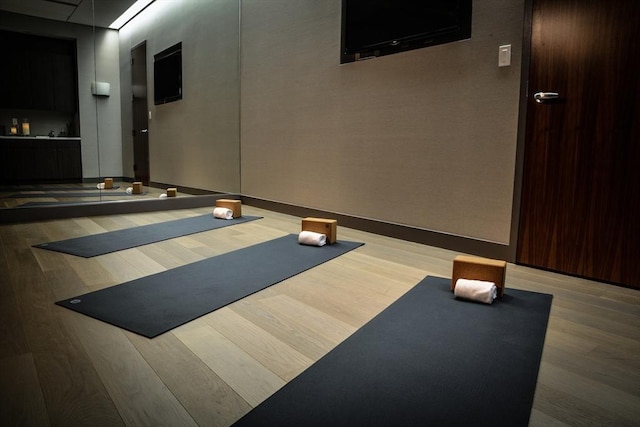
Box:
[34,213,261,257]
[233,276,553,427]
[19,201,109,207]
[0,186,120,193]
[56,234,363,338]
[32,186,121,191]
[4,191,143,198]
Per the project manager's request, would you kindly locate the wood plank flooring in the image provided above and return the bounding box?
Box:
[0,205,638,426]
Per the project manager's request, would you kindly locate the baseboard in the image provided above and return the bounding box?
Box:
[241,196,511,261]
[0,187,511,261]
[149,181,224,196]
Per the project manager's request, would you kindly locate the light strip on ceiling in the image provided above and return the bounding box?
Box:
[109,0,154,30]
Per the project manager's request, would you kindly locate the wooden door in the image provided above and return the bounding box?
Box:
[131,42,150,185]
[517,0,640,288]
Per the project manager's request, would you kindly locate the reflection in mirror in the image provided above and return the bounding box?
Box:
[0,4,101,208]
[0,0,240,216]
[0,27,91,208]
[118,0,241,196]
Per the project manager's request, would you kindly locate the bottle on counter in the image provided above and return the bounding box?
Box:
[21,118,30,136]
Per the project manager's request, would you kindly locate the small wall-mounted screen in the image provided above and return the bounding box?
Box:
[154,42,182,105]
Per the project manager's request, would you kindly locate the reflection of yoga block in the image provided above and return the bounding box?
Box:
[302,217,337,244]
[132,182,143,194]
[215,199,241,218]
[452,255,507,298]
[104,178,113,189]
[166,188,177,197]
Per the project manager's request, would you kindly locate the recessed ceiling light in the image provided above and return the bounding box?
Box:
[109,0,154,30]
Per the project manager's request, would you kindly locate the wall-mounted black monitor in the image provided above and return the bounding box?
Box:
[154,42,182,105]
[341,1,472,63]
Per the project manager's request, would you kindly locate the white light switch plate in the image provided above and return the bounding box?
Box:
[498,44,511,67]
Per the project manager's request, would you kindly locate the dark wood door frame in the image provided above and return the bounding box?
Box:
[508,0,535,266]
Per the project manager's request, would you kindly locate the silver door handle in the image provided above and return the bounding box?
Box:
[533,92,559,103]
[141,129,148,133]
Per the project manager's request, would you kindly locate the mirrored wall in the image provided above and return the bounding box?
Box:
[0,0,241,214]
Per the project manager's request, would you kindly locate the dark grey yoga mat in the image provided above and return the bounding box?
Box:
[233,275,552,427]
[34,213,261,257]
[56,234,363,338]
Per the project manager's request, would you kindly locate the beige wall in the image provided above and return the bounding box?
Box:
[240,0,524,244]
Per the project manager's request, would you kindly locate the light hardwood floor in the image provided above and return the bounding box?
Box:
[1,204,638,426]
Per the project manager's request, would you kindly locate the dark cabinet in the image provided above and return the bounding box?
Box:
[0,138,82,184]
[0,30,77,112]
[6,51,33,110]
[31,55,56,111]
[52,52,76,112]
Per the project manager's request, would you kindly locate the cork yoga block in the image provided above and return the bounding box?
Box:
[215,199,242,218]
[301,217,337,244]
[451,255,507,298]
[132,182,143,194]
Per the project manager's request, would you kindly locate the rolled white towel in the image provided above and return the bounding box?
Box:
[454,278,497,304]
[125,187,133,195]
[213,207,234,220]
[96,183,105,190]
[298,230,327,247]
[159,193,168,199]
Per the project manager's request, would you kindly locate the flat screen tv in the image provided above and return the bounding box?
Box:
[341,0,472,63]
[154,42,182,105]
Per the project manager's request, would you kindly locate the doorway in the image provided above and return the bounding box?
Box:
[131,42,150,185]
[517,0,640,288]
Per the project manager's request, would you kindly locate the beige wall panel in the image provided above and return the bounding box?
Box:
[240,0,523,244]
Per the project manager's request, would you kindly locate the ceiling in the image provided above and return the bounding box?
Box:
[0,0,138,28]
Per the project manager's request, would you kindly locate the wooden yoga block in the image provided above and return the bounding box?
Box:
[166,187,177,197]
[132,181,143,194]
[451,255,507,298]
[103,178,113,189]
[215,199,242,218]
[302,217,337,244]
